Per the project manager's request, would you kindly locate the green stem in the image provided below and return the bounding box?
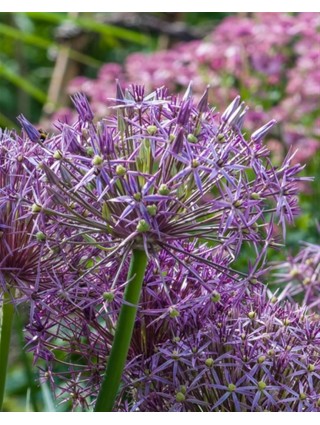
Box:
[0,292,15,411]
[94,249,148,412]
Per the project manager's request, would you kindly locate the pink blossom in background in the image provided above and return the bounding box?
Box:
[49,13,319,164]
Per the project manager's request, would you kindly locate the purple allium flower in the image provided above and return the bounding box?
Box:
[25,246,320,411]
[0,128,46,296]
[31,86,306,273]
[17,84,314,411]
[0,127,82,319]
[273,231,320,313]
[118,286,320,412]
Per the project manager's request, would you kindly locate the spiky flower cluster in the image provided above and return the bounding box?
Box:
[25,246,320,412]
[119,285,320,412]
[11,85,317,411]
[273,234,320,314]
[0,125,87,325]
[0,128,54,303]
[25,85,306,265]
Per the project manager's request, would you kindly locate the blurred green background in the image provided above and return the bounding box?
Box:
[0,12,230,128]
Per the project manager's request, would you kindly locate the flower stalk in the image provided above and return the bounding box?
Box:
[0,291,15,411]
[94,249,148,412]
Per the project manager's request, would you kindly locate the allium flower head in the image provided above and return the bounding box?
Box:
[118,286,320,412]
[0,128,43,294]
[30,84,307,279]
[25,247,320,412]
[273,228,320,313]
[18,83,313,411]
[0,126,72,314]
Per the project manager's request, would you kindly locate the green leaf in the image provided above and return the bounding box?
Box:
[0,111,17,130]
[25,12,151,45]
[0,63,47,103]
[0,22,102,68]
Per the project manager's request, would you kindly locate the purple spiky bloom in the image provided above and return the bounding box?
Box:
[0,128,47,299]
[273,228,320,313]
[0,126,84,320]
[15,84,316,411]
[118,287,320,412]
[25,246,320,412]
[31,84,307,269]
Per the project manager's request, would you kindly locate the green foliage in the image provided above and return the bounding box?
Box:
[0,12,155,127]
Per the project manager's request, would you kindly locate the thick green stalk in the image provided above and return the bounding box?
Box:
[94,249,148,412]
[0,292,15,411]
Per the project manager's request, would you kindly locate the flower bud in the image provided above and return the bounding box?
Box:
[211,291,221,303]
[146,125,157,135]
[169,308,180,318]
[303,277,311,286]
[103,292,115,302]
[36,231,46,242]
[187,133,197,143]
[179,385,187,394]
[283,318,291,326]
[158,184,170,196]
[258,381,267,391]
[136,219,150,233]
[248,311,256,319]
[133,193,142,201]
[175,392,185,403]
[171,350,180,360]
[53,150,63,160]
[86,146,94,156]
[205,358,214,367]
[228,383,236,392]
[307,364,315,372]
[147,205,157,216]
[116,165,127,176]
[251,192,261,200]
[233,199,243,208]
[92,155,104,166]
